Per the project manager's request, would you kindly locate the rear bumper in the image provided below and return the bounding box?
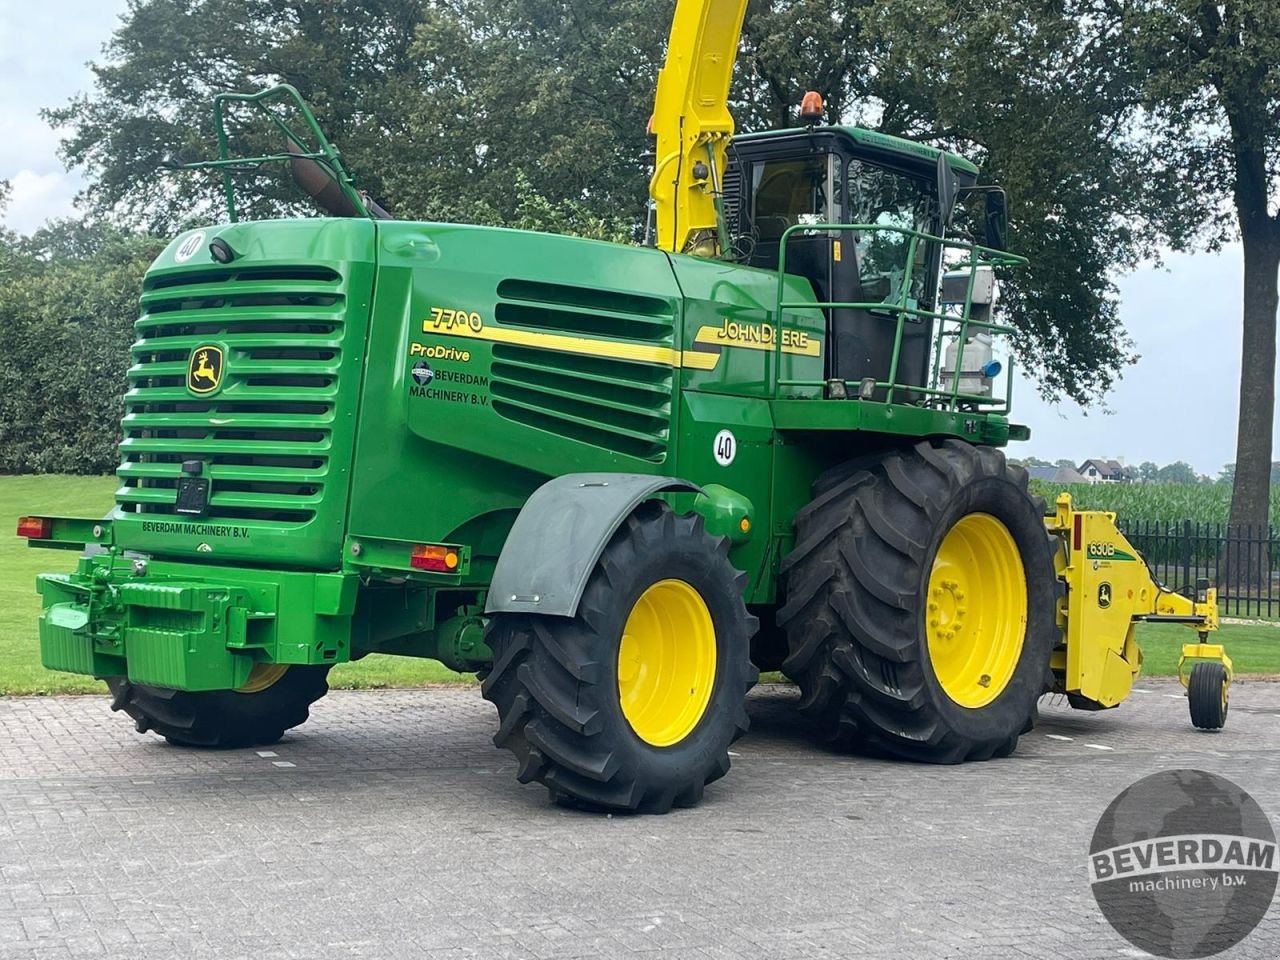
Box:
[37,553,357,691]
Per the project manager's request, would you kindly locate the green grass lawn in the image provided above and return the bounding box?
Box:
[2,475,1277,696]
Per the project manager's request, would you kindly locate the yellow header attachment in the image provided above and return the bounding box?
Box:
[649,0,748,256]
[1046,493,1222,712]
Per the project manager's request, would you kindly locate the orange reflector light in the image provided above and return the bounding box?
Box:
[410,544,460,572]
[739,517,751,533]
[799,90,824,123]
[17,516,52,539]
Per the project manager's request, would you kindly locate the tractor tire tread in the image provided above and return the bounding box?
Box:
[484,503,757,814]
[779,440,1060,762]
[105,666,331,749]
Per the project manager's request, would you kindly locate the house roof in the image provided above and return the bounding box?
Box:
[1030,466,1087,484]
[1080,459,1131,478]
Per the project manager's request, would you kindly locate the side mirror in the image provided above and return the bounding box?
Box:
[936,154,959,224]
[984,189,1009,251]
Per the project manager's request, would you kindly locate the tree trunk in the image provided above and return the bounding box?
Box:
[1226,233,1280,589]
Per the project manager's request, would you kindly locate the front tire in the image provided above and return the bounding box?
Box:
[482,502,758,813]
[107,664,331,748]
[779,440,1058,762]
[1188,661,1229,731]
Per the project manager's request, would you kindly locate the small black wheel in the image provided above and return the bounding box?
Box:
[1188,661,1229,731]
[107,664,331,747]
[482,501,758,813]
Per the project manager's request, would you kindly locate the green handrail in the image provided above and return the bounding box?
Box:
[772,222,1027,410]
[182,84,372,223]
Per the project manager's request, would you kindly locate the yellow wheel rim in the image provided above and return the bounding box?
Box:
[236,663,288,694]
[617,579,718,747]
[926,514,1027,708]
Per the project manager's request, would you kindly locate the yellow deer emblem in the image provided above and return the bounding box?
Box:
[187,345,224,394]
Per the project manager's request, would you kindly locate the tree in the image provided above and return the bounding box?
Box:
[51,0,1179,405]
[1138,461,1161,481]
[1156,460,1201,484]
[46,0,657,234]
[1219,462,1280,485]
[1055,459,1078,470]
[0,222,162,473]
[1126,1,1280,531]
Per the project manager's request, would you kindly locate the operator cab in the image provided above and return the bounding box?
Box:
[723,127,976,400]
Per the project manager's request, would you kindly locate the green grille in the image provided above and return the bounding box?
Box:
[488,281,674,461]
[120,265,344,525]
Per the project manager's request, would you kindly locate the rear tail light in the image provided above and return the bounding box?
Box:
[410,543,460,572]
[16,516,52,539]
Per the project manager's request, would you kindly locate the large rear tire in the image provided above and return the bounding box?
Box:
[779,440,1058,762]
[482,502,758,813]
[107,664,331,748]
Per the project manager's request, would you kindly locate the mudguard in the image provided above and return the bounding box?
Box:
[485,473,701,617]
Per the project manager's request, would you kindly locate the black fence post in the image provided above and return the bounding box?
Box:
[1181,519,1192,591]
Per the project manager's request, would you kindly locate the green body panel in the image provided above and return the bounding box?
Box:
[115,218,376,569]
[38,552,357,691]
[32,203,1018,690]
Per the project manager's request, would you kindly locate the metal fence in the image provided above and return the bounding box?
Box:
[1118,520,1280,620]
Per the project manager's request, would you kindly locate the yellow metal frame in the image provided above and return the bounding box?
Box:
[1045,494,1227,708]
[1176,643,1234,690]
[649,0,748,256]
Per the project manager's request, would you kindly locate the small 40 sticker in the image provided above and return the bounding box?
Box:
[713,429,736,467]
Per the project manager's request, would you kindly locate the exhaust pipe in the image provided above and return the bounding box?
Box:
[286,141,392,220]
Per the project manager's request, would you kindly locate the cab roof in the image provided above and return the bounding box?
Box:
[733,125,981,176]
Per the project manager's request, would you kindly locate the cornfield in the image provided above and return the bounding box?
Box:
[1029,481,1280,588]
[1027,480,1280,528]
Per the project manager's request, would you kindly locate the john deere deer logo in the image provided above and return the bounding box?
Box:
[187,345,224,394]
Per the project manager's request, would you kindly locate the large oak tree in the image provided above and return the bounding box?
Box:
[51,0,1196,406]
[1126,0,1280,532]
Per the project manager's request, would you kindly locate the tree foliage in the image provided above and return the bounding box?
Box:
[0,223,162,473]
[41,0,1258,412]
[1121,0,1280,530]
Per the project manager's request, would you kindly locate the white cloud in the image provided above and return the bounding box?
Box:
[0,0,130,233]
[5,168,79,231]
[1012,246,1259,476]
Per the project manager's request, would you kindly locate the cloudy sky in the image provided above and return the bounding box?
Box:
[2,0,1273,478]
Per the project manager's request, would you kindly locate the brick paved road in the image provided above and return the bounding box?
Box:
[1,679,1277,959]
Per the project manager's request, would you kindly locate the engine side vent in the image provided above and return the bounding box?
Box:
[490,343,671,462]
[494,278,674,343]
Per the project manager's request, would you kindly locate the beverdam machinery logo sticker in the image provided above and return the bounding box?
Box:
[1089,770,1277,958]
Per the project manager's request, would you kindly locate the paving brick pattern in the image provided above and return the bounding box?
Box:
[0,679,1277,959]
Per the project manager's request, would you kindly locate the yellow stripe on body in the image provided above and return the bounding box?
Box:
[430,322,724,370]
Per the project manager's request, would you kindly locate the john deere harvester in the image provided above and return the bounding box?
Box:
[20,0,1232,812]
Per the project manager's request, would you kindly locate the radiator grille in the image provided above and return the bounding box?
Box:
[490,345,672,462]
[118,265,347,526]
